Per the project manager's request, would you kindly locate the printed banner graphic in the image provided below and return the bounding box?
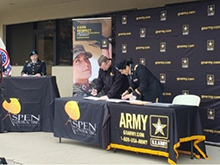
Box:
[54,97,110,148]
[72,18,112,97]
[115,0,220,143]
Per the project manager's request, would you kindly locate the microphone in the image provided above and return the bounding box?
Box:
[0,86,11,103]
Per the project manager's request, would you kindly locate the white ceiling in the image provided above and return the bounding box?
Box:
[0,0,80,12]
[0,0,202,13]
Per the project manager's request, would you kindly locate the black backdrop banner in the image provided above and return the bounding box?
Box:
[115,0,220,143]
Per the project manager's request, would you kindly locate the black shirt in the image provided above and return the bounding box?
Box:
[21,59,46,76]
[127,64,164,101]
[96,61,129,99]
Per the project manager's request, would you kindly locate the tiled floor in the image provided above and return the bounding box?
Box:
[0,132,219,164]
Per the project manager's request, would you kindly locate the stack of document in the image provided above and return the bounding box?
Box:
[84,96,101,101]
[84,96,129,103]
[129,100,151,105]
[147,102,174,107]
[84,96,152,105]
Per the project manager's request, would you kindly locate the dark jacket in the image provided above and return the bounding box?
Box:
[96,61,129,99]
[127,64,164,102]
[21,59,46,76]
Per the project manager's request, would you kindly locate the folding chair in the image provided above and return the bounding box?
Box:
[172,94,201,159]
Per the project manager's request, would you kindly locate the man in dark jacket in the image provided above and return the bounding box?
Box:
[91,55,129,100]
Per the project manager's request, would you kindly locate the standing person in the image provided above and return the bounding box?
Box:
[72,44,94,97]
[91,55,129,100]
[115,58,164,102]
[21,50,46,77]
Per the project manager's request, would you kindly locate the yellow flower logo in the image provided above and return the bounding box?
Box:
[64,101,80,125]
[2,98,21,120]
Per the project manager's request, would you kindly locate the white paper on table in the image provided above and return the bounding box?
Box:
[84,96,101,101]
[147,102,174,107]
[106,98,130,103]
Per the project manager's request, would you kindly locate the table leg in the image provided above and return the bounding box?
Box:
[191,141,194,159]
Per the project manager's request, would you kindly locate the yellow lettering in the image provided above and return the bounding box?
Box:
[126,113,132,129]
[132,114,141,130]
[119,113,148,130]
[119,113,126,128]
[141,115,148,131]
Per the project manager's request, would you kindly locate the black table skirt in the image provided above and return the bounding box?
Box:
[0,76,60,132]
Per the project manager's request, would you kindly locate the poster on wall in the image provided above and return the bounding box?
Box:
[72,17,112,97]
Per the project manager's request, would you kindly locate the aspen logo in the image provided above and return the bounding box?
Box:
[2,98,21,120]
[64,101,80,123]
[2,98,40,126]
[64,101,97,137]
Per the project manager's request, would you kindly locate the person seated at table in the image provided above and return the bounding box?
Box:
[115,58,164,102]
[91,55,129,100]
[21,50,46,77]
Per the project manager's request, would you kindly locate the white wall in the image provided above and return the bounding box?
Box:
[52,66,73,97]
[11,66,23,76]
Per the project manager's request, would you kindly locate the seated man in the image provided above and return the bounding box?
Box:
[91,55,129,100]
[21,50,46,77]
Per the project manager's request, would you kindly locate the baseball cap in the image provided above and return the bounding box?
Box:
[29,50,38,57]
[73,44,92,60]
[115,59,127,70]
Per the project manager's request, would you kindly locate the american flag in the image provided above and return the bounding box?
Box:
[0,37,12,77]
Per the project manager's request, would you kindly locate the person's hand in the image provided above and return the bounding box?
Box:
[122,93,133,100]
[91,89,97,96]
[35,73,41,77]
[121,90,129,98]
[22,74,28,77]
[99,95,109,100]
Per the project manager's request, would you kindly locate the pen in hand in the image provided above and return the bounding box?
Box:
[121,90,128,97]
[91,88,97,96]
